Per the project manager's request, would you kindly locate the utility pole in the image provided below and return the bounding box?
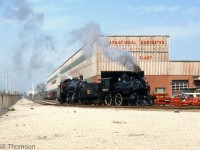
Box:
[10,79,12,94]
[6,71,8,94]
[32,83,35,99]
[0,64,8,94]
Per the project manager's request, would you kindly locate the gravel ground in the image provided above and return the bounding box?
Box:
[1,98,200,150]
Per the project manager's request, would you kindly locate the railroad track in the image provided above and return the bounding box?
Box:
[32,99,200,111]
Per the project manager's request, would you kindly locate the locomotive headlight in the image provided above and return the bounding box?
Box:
[87,90,92,94]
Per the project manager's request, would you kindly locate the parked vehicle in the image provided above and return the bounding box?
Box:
[153,92,200,107]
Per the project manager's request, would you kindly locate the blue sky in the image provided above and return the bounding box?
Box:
[0,0,200,93]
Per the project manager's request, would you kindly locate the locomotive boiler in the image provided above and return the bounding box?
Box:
[58,71,153,106]
[58,76,101,104]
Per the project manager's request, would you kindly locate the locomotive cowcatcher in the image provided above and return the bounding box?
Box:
[58,71,154,106]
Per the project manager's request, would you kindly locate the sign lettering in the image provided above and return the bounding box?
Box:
[110,40,165,45]
[140,56,153,60]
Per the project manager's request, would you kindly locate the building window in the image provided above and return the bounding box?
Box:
[172,80,188,91]
[155,88,166,94]
[194,80,200,87]
[196,94,200,97]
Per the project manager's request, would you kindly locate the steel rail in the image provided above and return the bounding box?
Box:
[32,99,200,111]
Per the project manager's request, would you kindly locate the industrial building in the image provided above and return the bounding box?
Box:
[47,35,200,97]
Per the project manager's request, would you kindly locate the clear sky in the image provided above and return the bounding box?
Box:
[0,0,200,93]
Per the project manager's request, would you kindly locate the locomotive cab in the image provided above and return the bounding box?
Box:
[101,77,118,92]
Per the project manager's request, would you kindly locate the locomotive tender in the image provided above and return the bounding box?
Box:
[58,71,154,106]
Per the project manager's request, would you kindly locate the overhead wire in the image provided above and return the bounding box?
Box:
[0,0,6,19]
[0,0,14,24]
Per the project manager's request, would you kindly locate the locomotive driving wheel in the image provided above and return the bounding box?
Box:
[136,100,143,106]
[115,93,123,106]
[128,94,136,106]
[128,99,135,106]
[105,94,112,106]
[77,92,82,105]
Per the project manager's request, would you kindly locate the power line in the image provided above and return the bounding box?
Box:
[0,0,6,18]
[0,0,14,24]
[1,0,14,22]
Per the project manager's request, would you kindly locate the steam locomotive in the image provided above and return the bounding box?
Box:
[58,71,154,106]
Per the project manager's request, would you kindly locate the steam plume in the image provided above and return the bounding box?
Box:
[57,73,73,80]
[68,22,101,58]
[9,0,56,77]
[69,22,141,72]
[99,37,141,72]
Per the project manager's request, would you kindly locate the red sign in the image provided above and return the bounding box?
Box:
[140,56,153,60]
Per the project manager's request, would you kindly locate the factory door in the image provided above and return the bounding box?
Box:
[172,80,188,97]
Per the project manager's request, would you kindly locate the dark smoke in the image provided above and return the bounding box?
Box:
[9,0,56,77]
[68,22,141,72]
[99,37,141,72]
[12,43,27,71]
[13,0,32,21]
[68,22,101,58]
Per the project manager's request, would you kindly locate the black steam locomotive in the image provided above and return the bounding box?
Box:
[58,71,153,106]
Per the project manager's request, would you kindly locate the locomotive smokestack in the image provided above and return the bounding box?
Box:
[79,75,83,80]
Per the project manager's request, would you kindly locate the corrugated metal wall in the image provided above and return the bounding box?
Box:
[139,61,169,75]
[169,61,200,75]
[96,54,200,76]
[47,50,99,91]
[139,61,200,75]
[96,50,127,75]
[67,55,98,80]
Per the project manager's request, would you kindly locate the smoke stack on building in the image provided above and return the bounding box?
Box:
[28,83,35,99]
